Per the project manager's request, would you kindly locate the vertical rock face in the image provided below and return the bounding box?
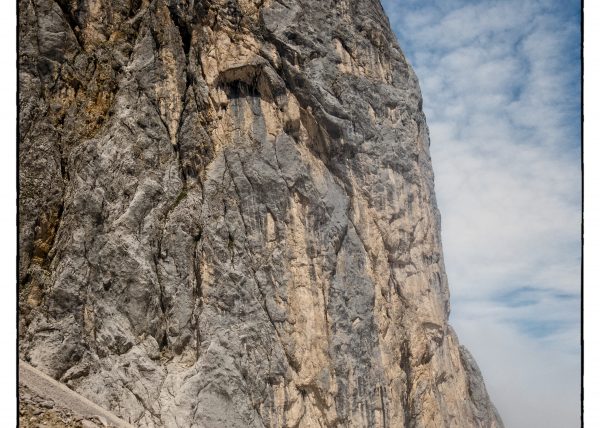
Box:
[18,1,503,427]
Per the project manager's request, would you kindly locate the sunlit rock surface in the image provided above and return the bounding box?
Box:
[18,0,503,426]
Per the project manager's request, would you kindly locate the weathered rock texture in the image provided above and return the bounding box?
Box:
[18,0,503,427]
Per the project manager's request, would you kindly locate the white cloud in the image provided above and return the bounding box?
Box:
[382,1,581,427]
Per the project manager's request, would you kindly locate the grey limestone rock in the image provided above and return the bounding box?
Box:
[19,0,503,427]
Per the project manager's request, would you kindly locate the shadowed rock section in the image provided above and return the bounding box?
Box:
[18,0,503,427]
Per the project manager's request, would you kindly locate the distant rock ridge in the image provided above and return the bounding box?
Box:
[18,0,503,426]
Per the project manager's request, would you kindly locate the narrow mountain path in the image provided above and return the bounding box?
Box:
[19,360,134,428]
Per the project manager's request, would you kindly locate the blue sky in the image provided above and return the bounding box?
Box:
[381,1,581,427]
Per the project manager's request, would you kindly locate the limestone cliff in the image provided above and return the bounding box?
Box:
[18,0,503,426]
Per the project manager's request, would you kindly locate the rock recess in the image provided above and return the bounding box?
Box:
[18,0,503,427]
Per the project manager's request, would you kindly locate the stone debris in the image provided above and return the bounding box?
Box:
[19,384,83,427]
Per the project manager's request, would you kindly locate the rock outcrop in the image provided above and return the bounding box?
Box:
[18,0,503,427]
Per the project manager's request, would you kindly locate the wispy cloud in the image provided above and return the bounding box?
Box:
[382,1,581,427]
